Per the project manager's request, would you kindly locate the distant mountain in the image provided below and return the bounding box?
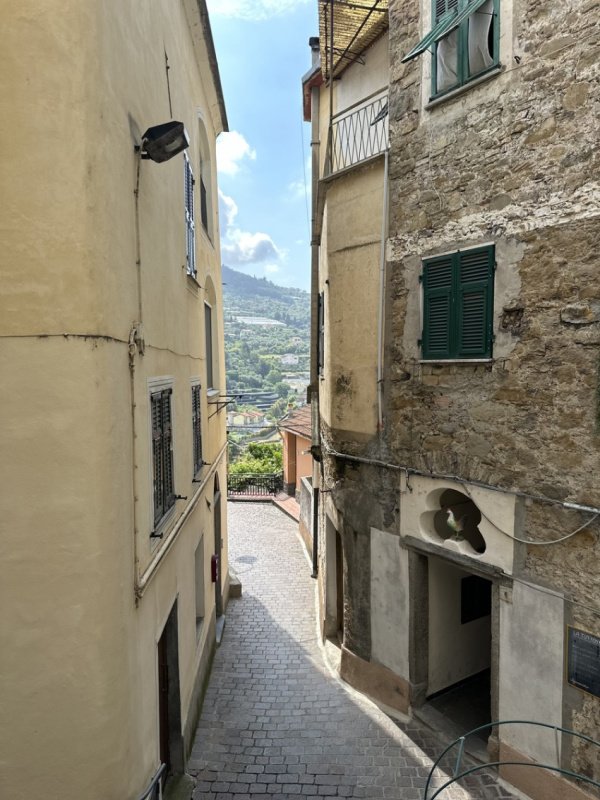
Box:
[222,266,309,331]
[221,266,310,418]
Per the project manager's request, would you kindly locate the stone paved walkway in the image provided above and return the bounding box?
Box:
[189,503,517,800]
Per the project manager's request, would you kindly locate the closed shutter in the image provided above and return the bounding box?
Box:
[162,389,175,513]
[192,384,202,474]
[422,255,453,359]
[152,388,175,527]
[457,247,494,358]
[151,393,164,525]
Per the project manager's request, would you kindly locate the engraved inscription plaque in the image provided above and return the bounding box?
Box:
[567,627,600,698]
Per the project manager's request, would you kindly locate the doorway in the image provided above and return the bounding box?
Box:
[335,531,344,643]
[425,558,492,751]
[157,602,184,779]
[214,474,223,618]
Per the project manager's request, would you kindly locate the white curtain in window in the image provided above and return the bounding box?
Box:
[437,29,459,93]
[468,0,494,75]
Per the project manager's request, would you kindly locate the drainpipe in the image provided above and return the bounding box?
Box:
[309,35,321,577]
[131,151,146,599]
[376,147,389,430]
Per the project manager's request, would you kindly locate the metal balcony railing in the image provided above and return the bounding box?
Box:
[324,88,388,177]
[227,472,284,497]
[424,720,600,799]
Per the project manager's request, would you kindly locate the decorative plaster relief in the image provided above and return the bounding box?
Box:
[399,474,516,573]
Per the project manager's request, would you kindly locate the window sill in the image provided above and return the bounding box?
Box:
[425,64,503,110]
[207,388,220,399]
[150,506,177,549]
[419,358,493,364]
[186,272,202,290]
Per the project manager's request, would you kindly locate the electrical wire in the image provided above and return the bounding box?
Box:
[460,483,600,547]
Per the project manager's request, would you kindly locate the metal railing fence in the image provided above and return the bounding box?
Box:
[325,88,388,177]
[424,720,600,799]
[227,472,283,497]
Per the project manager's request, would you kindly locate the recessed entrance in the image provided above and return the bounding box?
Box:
[424,557,492,754]
[157,602,184,780]
[324,516,344,644]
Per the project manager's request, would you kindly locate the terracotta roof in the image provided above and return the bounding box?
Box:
[279,405,312,440]
[319,0,389,81]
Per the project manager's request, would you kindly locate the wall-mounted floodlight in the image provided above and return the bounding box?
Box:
[137,121,190,163]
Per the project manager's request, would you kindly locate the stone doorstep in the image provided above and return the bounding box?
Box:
[164,773,195,800]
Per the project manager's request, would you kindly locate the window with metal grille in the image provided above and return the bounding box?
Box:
[421,245,494,360]
[184,154,196,277]
[402,0,499,99]
[192,383,203,474]
[151,388,175,527]
[205,302,214,389]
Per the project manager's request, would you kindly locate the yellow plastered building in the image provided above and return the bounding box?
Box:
[0,2,230,797]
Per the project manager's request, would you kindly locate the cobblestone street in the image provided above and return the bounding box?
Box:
[189,503,517,800]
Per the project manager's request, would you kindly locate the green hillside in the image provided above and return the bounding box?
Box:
[222,266,310,421]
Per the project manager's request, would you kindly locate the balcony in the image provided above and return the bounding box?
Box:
[324,88,388,178]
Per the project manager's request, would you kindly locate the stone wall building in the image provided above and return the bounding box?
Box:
[1,2,230,798]
[305,1,599,798]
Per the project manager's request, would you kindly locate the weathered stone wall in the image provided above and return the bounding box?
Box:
[383,0,600,778]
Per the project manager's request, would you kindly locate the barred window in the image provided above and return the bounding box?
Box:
[192,383,203,474]
[151,388,175,527]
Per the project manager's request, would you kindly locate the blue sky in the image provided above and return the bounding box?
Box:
[207,0,318,291]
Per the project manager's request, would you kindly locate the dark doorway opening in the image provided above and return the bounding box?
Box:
[423,558,493,759]
[157,602,184,781]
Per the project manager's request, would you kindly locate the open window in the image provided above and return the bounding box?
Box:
[198,117,213,241]
[402,0,499,98]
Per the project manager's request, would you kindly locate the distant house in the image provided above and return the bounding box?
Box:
[278,405,312,495]
[281,353,299,366]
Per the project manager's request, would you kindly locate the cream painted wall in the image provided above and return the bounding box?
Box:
[370,529,410,678]
[0,2,228,798]
[428,558,492,695]
[334,35,389,112]
[499,581,564,765]
[319,165,384,436]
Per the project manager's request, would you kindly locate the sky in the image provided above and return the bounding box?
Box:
[207,0,318,291]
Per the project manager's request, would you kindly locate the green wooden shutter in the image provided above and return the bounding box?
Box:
[435,0,458,22]
[422,255,454,359]
[457,246,494,358]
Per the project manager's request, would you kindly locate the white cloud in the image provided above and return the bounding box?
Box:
[286,179,309,203]
[207,0,311,21]
[222,229,282,266]
[264,264,280,275]
[216,131,256,176]
[219,189,239,227]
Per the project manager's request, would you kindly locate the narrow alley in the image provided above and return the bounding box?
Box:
[188,503,517,800]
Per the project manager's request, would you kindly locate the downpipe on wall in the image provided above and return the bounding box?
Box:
[377,148,389,431]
